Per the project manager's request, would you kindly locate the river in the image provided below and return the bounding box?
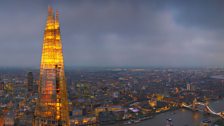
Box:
[111,99,224,126]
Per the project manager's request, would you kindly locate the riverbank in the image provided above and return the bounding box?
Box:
[107,99,224,126]
[108,108,221,126]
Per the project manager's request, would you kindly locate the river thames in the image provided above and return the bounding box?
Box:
[112,99,224,126]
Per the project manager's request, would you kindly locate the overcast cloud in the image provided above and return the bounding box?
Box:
[0,0,223,67]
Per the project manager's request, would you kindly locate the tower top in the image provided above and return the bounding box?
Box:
[48,6,54,15]
[55,9,59,21]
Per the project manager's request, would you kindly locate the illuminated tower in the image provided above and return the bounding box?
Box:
[34,6,70,126]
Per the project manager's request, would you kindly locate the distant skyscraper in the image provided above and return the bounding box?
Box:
[186,83,195,91]
[187,83,191,91]
[27,72,33,93]
[0,81,4,90]
[34,6,70,126]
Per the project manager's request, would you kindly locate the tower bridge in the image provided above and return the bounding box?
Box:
[181,99,224,119]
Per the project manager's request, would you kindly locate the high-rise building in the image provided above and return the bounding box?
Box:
[186,83,195,91]
[34,6,70,126]
[27,72,34,93]
[186,83,191,91]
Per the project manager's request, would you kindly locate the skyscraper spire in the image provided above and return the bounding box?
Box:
[55,9,59,20]
[48,6,53,15]
[46,6,55,30]
[34,6,70,126]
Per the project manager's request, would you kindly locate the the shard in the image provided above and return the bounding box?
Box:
[34,6,70,126]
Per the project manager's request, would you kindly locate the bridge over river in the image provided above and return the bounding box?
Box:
[181,98,224,119]
[111,99,224,126]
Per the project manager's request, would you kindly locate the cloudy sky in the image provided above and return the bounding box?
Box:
[0,0,223,68]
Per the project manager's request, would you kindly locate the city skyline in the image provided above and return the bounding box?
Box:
[0,0,224,67]
[1,1,224,125]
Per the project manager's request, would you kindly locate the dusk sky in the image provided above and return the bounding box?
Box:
[0,0,224,67]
